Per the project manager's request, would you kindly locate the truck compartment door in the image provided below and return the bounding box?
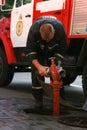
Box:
[70,0,87,35]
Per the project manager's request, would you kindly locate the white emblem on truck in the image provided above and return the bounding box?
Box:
[16,21,23,36]
[16,14,23,36]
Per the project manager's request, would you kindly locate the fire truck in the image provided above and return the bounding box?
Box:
[0,0,87,90]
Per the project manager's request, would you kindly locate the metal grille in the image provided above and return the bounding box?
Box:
[71,0,87,35]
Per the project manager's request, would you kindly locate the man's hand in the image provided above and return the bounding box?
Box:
[32,59,49,76]
[38,66,49,77]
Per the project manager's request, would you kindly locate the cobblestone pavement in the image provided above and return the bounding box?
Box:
[0,87,87,130]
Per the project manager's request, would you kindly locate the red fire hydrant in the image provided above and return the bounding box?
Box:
[49,58,63,116]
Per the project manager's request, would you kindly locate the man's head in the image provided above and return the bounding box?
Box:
[39,23,55,42]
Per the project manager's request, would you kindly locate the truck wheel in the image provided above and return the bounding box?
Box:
[82,62,87,99]
[62,73,77,85]
[0,48,14,86]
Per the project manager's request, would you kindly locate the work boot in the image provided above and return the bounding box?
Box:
[23,101,43,114]
[32,88,43,110]
[34,100,43,110]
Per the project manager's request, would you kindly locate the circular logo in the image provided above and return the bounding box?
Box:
[16,21,23,36]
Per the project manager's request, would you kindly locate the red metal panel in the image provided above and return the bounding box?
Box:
[33,0,64,22]
[0,0,5,5]
[0,16,16,64]
[0,34,17,64]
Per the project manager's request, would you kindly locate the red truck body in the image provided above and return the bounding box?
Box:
[0,0,87,86]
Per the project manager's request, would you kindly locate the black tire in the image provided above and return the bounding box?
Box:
[62,72,77,85]
[0,48,14,86]
[82,62,87,99]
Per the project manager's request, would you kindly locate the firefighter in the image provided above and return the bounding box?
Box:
[26,16,68,109]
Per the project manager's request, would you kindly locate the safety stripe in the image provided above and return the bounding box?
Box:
[26,52,37,57]
[54,53,64,59]
[48,44,59,50]
[32,86,43,89]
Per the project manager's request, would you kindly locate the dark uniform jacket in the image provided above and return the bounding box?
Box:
[26,16,68,63]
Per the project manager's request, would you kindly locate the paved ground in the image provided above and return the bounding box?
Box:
[0,73,86,130]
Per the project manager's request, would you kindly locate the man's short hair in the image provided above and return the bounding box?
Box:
[39,23,55,40]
